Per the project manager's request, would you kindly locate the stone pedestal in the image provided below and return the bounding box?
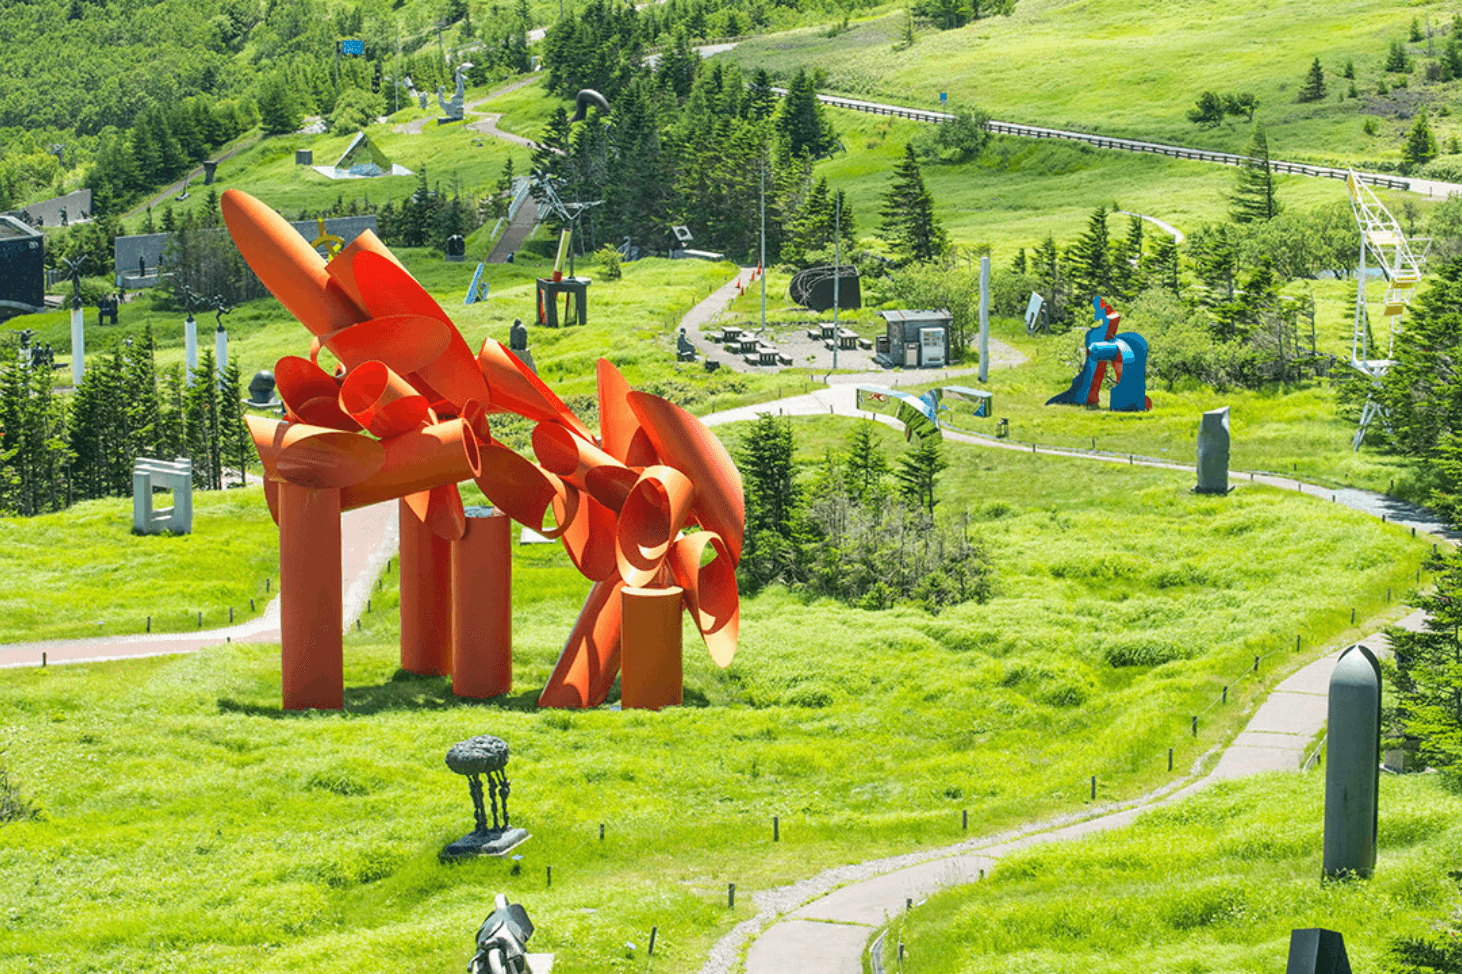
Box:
[70,306,84,386]
[184,315,198,386]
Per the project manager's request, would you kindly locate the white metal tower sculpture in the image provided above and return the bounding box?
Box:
[1347,172,1429,449]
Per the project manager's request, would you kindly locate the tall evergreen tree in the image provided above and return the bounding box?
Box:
[1067,206,1113,302]
[1404,112,1440,168]
[1229,127,1282,223]
[896,438,947,515]
[878,144,947,264]
[778,69,836,158]
[1298,57,1327,102]
[844,420,889,507]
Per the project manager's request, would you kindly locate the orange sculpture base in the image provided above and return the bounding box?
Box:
[620,586,683,710]
[452,508,512,698]
[279,483,343,710]
[399,499,452,675]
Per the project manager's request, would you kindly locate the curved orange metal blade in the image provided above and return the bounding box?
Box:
[220,190,368,336]
[532,422,638,512]
[616,465,696,588]
[338,418,481,511]
[276,356,361,431]
[351,250,488,412]
[667,532,740,668]
[538,579,625,709]
[424,482,467,541]
[339,360,431,438]
[559,489,618,582]
[596,359,648,463]
[323,229,406,312]
[324,314,454,378]
[627,392,744,565]
[478,340,593,440]
[246,415,385,489]
[470,442,577,539]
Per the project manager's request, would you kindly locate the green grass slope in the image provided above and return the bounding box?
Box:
[0,421,1431,973]
[887,771,1462,974]
[723,0,1462,165]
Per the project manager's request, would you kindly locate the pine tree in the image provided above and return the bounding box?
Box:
[1230,127,1282,222]
[878,144,947,264]
[896,438,947,515]
[1404,111,1440,168]
[1386,40,1413,74]
[184,349,223,490]
[124,325,160,463]
[1032,234,1065,325]
[843,420,890,507]
[745,68,776,120]
[217,359,251,488]
[1385,548,1462,780]
[1298,57,1327,102]
[778,69,835,158]
[1067,206,1113,302]
[1144,233,1181,295]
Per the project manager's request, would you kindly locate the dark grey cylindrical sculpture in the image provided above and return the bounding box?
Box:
[1323,644,1381,879]
[1195,405,1231,494]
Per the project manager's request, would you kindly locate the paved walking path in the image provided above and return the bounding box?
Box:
[0,501,398,670]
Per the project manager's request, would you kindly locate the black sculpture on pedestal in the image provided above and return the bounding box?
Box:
[442,735,530,860]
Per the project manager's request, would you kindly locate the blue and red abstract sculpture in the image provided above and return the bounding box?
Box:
[1047,297,1152,412]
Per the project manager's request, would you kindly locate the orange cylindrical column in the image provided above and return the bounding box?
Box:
[399,498,453,675]
[619,586,684,710]
[278,482,343,710]
[451,507,512,698]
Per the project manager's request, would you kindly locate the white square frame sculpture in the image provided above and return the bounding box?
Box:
[133,458,194,535]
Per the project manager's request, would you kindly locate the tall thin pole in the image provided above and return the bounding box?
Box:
[759,156,767,335]
[394,22,400,114]
[832,189,841,372]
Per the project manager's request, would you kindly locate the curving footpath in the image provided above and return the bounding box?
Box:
[697,395,1456,974]
[0,501,398,670]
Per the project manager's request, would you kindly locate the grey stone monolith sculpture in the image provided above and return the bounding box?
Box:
[1286,929,1352,974]
[1323,644,1381,879]
[1195,406,1231,494]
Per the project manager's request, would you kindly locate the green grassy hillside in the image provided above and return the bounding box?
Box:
[0,421,1430,973]
[722,0,1462,166]
[886,771,1462,974]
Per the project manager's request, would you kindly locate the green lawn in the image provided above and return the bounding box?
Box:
[927,312,1412,495]
[886,771,1462,974]
[0,420,1431,973]
[0,486,278,644]
[721,0,1462,166]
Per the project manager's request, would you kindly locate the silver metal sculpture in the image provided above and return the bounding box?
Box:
[470,894,536,974]
[1195,406,1231,494]
[438,63,474,123]
[1323,644,1381,879]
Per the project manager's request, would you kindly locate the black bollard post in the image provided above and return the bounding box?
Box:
[728,883,735,908]
[1297,635,1302,653]
[1191,715,1198,737]
[546,865,552,888]
[1254,655,1260,673]
[146,615,151,632]
[197,611,202,628]
[1351,607,1356,624]
[773,815,779,842]
[42,652,46,667]
[1168,747,1173,772]
[962,809,968,831]
[250,598,255,612]
[1223,685,1228,704]
[648,927,657,957]
[229,606,234,623]
[266,577,270,592]
[599,823,605,841]
[1090,775,1096,800]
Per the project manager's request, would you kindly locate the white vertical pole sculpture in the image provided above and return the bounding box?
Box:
[70,304,84,387]
[184,314,198,386]
[978,254,990,383]
[215,322,228,381]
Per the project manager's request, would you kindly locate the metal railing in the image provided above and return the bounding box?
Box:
[772,88,1412,192]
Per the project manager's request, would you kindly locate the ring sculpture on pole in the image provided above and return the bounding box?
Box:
[220,189,744,712]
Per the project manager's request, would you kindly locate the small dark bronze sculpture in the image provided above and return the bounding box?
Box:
[443,735,530,860]
[61,255,89,310]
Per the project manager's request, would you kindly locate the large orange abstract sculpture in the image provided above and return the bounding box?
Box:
[222,190,743,711]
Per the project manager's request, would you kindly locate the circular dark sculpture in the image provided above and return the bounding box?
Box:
[446,734,509,776]
[789,264,861,313]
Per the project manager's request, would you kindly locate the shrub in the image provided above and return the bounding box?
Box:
[329,87,386,135]
[595,244,622,280]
